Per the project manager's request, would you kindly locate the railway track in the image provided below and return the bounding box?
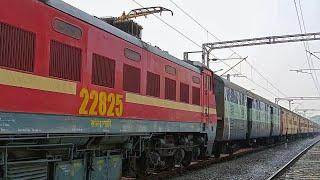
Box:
[139,142,285,180]
[267,138,320,180]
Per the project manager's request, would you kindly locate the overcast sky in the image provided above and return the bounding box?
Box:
[63,0,320,117]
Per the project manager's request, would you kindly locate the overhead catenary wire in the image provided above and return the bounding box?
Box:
[167,0,287,97]
[131,0,201,49]
[293,0,320,96]
[131,0,282,98]
[298,0,320,92]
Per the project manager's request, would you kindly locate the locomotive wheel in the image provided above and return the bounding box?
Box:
[181,151,192,167]
[174,148,185,165]
[137,151,160,176]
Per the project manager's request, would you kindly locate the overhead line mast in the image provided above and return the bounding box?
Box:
[202,32,320,65]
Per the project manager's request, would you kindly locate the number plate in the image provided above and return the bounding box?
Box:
[78,88,123,117]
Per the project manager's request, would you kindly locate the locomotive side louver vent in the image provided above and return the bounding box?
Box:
[192,87,200,105]
[180,83,189,103]
[146,72,160,97]
[165,78,176,101]
[7,162,48,180]
[0,22,35,72]
[92,53,115,88]
[50,40,82,81]
[123,64,141,93]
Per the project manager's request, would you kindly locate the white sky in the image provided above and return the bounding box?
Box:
[63,0,320,117]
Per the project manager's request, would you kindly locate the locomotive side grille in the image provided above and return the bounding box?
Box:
[50,40,82,81]
[7,162,48,180]
[123,64,141,93]
[146,72,160,98]
[165,78,176,101]
[180,83,189,103]
[92,53,115,88]
[192,87,200,105]
[0,22,35,72]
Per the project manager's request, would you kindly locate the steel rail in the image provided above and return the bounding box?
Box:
[266,138,320,180]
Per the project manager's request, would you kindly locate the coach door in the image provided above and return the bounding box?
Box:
[201,69,213,131]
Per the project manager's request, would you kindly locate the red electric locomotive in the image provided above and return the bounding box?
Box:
[0,0,217,179]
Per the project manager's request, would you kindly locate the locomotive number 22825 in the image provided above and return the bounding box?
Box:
[78,88,124,117]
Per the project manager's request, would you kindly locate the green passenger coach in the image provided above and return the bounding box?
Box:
[213,75,281,156]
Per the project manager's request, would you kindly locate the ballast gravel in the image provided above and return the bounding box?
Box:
[171,136,320,180]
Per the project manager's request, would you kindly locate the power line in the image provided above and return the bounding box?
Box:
[131,0,282,98]
[168,0,287,97]
[307,50,320,61]
[131,0,201,49]
[298,0,320,90]
[294,0,320,96]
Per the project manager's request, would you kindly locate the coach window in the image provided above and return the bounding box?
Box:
[165,78,176,100]
[123,64,141,93]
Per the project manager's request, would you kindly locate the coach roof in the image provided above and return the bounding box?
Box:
[216,75,279,108]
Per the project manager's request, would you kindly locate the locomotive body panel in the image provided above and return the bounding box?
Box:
[0,0,217,135]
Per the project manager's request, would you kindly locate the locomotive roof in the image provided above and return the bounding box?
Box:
[216,75,280,108]
[43,0,202,73]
